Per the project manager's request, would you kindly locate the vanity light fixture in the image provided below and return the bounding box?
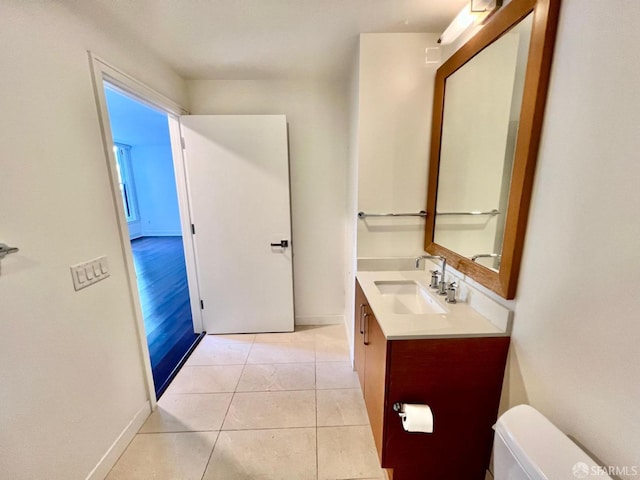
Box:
[438,0,503,45]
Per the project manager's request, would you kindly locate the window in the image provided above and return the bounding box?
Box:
[113,143,138,222]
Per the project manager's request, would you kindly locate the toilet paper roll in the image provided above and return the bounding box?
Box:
[401,404,434,433]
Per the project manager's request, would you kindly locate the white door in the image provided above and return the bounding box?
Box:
[180,115,294,334]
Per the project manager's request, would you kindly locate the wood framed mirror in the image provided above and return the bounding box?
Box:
[424,0,560,299]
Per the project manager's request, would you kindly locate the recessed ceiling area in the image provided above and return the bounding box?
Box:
[59,0,467,79]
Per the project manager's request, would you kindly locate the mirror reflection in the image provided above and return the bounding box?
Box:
[434,13,533,272]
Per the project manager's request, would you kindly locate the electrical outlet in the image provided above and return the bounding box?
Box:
[71,256,110,291]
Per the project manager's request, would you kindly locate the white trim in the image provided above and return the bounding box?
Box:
[169,116,204,333]
[88,52,200,408]
[127,219,143,240]
[89,53,156,407]
[92,55,187,116]
[295,314,345,325]
[113,142,140,223]
[84,401,151,480]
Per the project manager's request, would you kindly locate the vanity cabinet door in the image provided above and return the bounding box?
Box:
[363,310,388,461]
[354,280,367,391]
[384,337,510,479]
[353,279,509,479]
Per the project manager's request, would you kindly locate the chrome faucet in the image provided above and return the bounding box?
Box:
[428,269,440,289]
[415,255,448,295]
[415,256,441,288]
[445,281,457,304]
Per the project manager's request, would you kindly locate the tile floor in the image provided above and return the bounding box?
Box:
[107,325,388,480]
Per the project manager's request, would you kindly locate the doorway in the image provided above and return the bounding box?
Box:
[103,85,202,397]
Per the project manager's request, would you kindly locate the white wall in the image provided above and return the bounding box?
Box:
[501,0,640,475]
[105,88,182,238]
[356,33,441,258]
[130,144,182,236]
[0,2,187,479]
[345,48,361,356]
[187,80,349,325]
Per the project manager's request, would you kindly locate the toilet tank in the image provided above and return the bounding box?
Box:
[494,405,612,480]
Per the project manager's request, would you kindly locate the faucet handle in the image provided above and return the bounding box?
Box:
[445,281,457,303]
[428,269,440,289]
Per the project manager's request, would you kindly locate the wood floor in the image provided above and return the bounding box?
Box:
[131,236,198,397]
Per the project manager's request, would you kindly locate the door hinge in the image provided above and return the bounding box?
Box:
[200,300,204,310]
[181,137,186,149]
[191,224,196,235]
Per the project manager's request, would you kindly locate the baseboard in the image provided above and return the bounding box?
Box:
[140,229,182,237]
[295,315,344,326]
[85,400,151,480]
[127,220,142,240]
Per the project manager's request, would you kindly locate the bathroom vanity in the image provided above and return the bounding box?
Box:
[354,272,510,480]
[352,0,560,475]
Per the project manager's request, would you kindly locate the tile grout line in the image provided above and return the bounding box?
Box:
[137,423,369,436]
[198,334,254,480]
[197,336,226,480]
[164,384,355,396]
[216,425,320,432]
[190,360,334,366]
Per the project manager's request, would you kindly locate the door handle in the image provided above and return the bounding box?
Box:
[359,304,366,334]
[270,240,289,248]
[0,243,19,260]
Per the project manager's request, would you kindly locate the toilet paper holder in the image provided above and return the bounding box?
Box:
[393,402,434,434]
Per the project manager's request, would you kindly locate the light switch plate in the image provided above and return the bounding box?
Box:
[71,256,110,291]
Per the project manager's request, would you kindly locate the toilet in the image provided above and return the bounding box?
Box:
[494,405,612,479]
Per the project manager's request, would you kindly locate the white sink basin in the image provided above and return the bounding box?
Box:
[375,280,446,315]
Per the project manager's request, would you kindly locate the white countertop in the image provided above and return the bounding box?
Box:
[356,270,511,340]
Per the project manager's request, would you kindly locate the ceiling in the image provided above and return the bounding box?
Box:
[60,0,466,80]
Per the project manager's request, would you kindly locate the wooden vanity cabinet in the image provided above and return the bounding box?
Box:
[363,305,387,456]
[354,280,367,392]
[354,279,510,480]
[354,280,387,454]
